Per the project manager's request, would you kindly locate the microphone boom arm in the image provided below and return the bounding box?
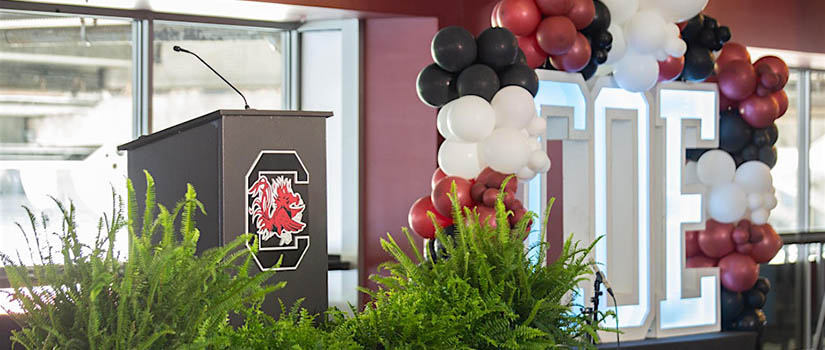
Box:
[173,45,250,110]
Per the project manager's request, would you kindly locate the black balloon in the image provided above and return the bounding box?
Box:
[416,63,457,108]
[766,123,779,145]
[721,288,745,325]
[457,64,501,101]
[476,27,519,70]
[720,112,753,153]
[733,153,746,167]
[681,14,704,42]
[594,31,613,50]
[731,309,767,332]
[716,26,732,44]
[431,26,477,73]
[580,61,598,81]
[682,46,715,82]
[745,289,767,309]
[703,16,718,31]
[515,49,528,66]
[686,148,710,161]
[583,0,611,34]
[499,64,539,96]
[698,29,717,48]
[427,225,457,263]
[752,128,771,147]
[741,144,760,161]
[592,49,608,65]
[755,277,772,294]
[759,145,778,168]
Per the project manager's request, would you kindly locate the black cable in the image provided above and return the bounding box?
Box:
[610,292,620,349]
[172,45,250,110]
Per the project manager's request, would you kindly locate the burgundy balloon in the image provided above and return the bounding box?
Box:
[748,224,765,243]
[476,205,498,228]
[759,71,780,91]
[736,243,753,255]
[517,34,549,68]
[754,56,789,91]
[751,224,783,263]
[432,168,447,190]
[409,196,453,239]
[431,176,474,217]
[697,219,736,258]
[491,0,502,27]
[503,191,516,207]
[719,91,739,112]
[509,205,528,227]
[772,90,789,117]
[687,255,718,268]
[567,0,595,30]
[536,16,577,55]
[718,60,757,101]
[470,182,487,203]
[718,253,760,292]
[658,55,685,82]
[716,42,752,68]
[535,0,573,16]
[476,167,495,185]
[497,0,542,36]
[482,188,499,207]
[755,84,772,97]
[686,230,701,258]
[549,32,591,72]
[740,94,780,128]
[732,226,750,245]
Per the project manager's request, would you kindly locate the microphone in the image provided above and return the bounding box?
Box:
[588,260,615,297]
[173,45,250,110]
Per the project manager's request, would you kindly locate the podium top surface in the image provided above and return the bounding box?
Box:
[118,109,332,151]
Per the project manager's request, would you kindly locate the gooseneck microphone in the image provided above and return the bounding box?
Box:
[588,260,615,297]
[173,45,250,110]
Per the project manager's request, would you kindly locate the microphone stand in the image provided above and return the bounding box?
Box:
[582,273,605,345]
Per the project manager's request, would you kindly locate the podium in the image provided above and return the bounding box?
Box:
[118,109,332,317]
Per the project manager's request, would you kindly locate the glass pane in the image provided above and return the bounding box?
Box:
[770,69,801,232]
[810,71,825,231]
[0,11,132,267]
[152,21,283,131]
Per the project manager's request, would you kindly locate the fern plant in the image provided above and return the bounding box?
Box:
[1,171,279,349]
[340,179,608,349]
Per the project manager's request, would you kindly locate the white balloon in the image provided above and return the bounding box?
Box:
[528,138,541,152]
[665,38,687,58]
[696,150,736,186]
[527,150,551,173]
[654,50,669,61]
[527,117,547,137]
[447,95,496,142]
[750,208,770,225]
[646,0,709,22]
[516,166,537,181]
[605,24,627,65]
[491,86,536,130]
[708,183,748,224]
[437,101,457,139]
[602,0,639,24]
[763,192,778,210]
[748,193,765,210]
[625,11,667,54]
[614,52,659,92]
[734,161,773,193]
[438,140,485,179]
[684,160,700,185]
[481,128,530,174]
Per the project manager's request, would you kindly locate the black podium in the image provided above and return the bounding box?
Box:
[118,109,332,317]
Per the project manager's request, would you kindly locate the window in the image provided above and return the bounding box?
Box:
[770,70,801,232]
[810,71,825,230]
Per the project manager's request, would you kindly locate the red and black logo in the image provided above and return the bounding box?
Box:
[245,150,310,271]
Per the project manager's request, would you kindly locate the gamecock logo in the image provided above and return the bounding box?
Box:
[248,175,306,246]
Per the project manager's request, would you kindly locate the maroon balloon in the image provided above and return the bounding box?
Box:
[432,168,447,190]
[755,84,772,97]
[716,42,751,68]
[718,60,757,101]
[658,55,685,82]
[759,71,780,91]
[697,219,736,258]
[686,230,701,258]
[491,0,502,27]
[754,56,789,91]
[497,0,542,36]
[517,34,549,68]
[409,196,453,239]
[736,242,754,255]
[687,255,718,268]
[719,91,739,112]
[432,176,474,217]
[718,253,760,292]
[732,221,751,244]
[772,90,789,118]
[536,0,573,16]
[549,33,591,72]
[536,16,577,55]
[751,224,783,263]
[749,224,765,243]
[470,182,487,203]
[740,94,780,128]
[482,188,499,207]
[567,0,595,29]
[476,205,498,228]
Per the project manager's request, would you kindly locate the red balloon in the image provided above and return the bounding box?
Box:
[736,242,754,255]
[517,34,549,68]
[536,0,573,16]
[432,168,447,190]
[719,90,739,112]
[491,1,503,27]
[470,182,487,203]
[686,230,701,258]
[509,205,532,232]
[759,71,780,91]
[409,196,453,239]
[716,42,751,68]
[687,255,718,268]
[536,16,577,55]
[503,191,516,208]
[658,55,685,82]
[718,253,760,292]
[754,56,789,90]
[740,94,780,128]
[567,0,595,30]
[748,224,765,243]
[476,205,498,228]
[751,224,783,263]
[772,90,789,118]
[718,60,757,101]
[432,176,474,217]
[482,188,499,207]
[549,32,591,72]
[755,84,772,97]
[732,221,751,244]
[497,0,542,36]
[697,219,736,258]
